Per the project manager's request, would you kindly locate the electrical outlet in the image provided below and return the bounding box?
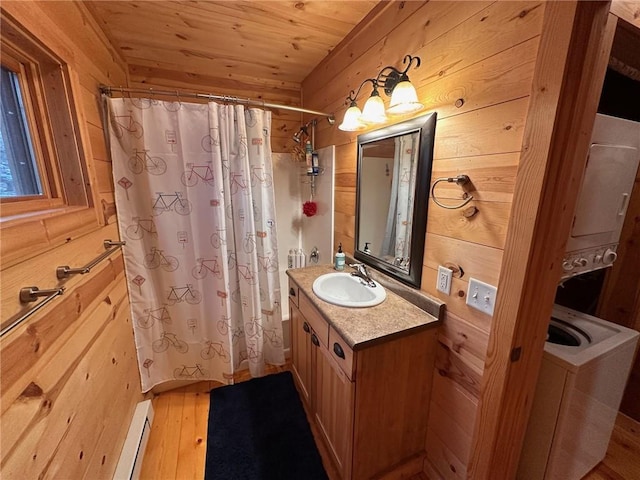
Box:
[437,266,453,295]
[466,277,497,316]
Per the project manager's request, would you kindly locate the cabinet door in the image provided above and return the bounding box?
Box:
[313,339,355,479]
[290,301,312,405]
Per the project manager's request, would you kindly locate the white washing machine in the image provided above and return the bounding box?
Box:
[518,304,639,480]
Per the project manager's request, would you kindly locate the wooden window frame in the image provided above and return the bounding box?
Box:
[1,46,63,212]
[0,12,98,267]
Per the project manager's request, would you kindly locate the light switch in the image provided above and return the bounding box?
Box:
[466,277,497,316]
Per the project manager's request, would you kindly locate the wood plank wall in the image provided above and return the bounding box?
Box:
[0,2,143,478]
[468,4,616,476]
[301,1,546,477]
[611,0,640,28]
[124,66,302,154]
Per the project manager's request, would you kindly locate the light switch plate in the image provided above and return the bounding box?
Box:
[466,277,497,316]
[437,266,452,295]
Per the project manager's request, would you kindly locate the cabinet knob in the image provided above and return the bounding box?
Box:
[303,322,310,334]
[333,342,345,359]
[311,333,320,347]
[289,287,296,297]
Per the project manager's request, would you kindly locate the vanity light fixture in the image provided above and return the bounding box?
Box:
[338,55,424,132]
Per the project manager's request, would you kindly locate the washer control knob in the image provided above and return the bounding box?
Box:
[562,260,574,271]
[603,249,618,264]
[573,257,588,268]
[594,254,603,263]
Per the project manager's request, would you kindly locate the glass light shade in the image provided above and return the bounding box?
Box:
[338,104,367,131]
[387,80,423,115]
[360,94,388,124]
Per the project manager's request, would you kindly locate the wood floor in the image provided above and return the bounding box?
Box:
[140,366,640,480]
[583,412,640,480]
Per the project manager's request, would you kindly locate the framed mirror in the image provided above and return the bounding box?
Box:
[354,112,437,288]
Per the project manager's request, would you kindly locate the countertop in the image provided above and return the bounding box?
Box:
[286,264,443,350]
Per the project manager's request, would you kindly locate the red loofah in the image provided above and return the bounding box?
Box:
[302,201,317,217]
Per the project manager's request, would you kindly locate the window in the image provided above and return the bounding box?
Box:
[1,65,43,198]
[1,13,97,266]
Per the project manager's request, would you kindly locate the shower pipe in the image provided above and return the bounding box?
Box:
[100,85,336,124]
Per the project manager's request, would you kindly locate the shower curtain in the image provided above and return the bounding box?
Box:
[381,133,419,264]
[107,97,284,392]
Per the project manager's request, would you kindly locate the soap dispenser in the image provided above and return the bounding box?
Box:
[364,242,371,254]
[334,243,345,271]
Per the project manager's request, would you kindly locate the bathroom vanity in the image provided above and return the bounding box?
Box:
[287,265,442,479]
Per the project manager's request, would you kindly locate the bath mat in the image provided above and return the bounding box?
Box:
[205,371,328,480]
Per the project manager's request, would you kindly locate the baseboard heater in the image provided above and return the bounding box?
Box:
[113,400,154,480]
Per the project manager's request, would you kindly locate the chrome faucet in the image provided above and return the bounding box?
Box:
[349,263,376,288]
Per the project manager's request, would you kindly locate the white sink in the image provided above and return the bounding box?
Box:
[312,272,386,308]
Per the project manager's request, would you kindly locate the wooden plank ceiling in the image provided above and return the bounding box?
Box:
[85,0,378,104]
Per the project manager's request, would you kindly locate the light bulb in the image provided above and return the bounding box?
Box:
[338,104,367,131]
[387,80,423,115]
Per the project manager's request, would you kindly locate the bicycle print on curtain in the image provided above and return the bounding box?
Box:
[107,97,285,392]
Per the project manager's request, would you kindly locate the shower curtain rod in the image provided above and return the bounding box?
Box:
[100,85,336,124]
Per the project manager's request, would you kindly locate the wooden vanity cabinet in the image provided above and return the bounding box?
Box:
[289,280,437,480]
[313,332,355,478]
[290,294,355,478]
[290,300,312,404]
